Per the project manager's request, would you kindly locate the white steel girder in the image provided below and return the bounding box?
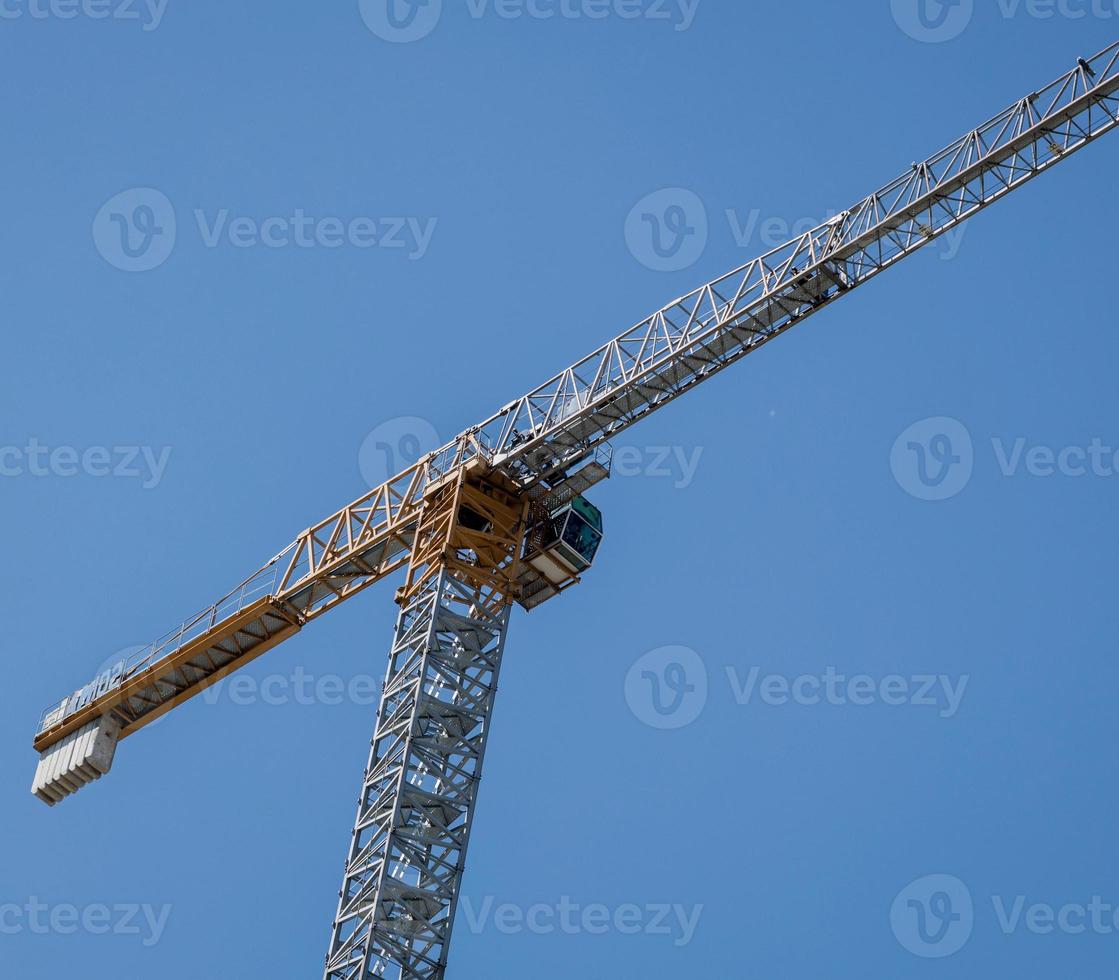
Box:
[33,44,1119,774]
[324,568,512,980]
[26,37,1119,980]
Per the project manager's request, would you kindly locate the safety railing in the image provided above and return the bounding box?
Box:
[37,558,287,735]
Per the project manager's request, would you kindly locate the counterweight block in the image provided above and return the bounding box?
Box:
[31,714,120,806]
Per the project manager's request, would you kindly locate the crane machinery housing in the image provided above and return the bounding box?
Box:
[29,40,1119,980]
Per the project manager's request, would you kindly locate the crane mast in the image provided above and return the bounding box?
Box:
[28,42,1119,980]
[325,470,527,978]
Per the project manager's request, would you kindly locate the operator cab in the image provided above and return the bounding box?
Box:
[524,495,603,587]
[515,447,612,611]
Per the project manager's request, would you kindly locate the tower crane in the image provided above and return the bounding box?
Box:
[29,41,1119,980]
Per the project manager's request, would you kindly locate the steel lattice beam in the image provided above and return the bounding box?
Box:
[325,568,511,980]
[325,472,526,980]
[33,45,1119,755]
[29,47,1119,980]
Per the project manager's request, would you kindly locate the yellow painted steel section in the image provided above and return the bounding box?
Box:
[33,596,302,754]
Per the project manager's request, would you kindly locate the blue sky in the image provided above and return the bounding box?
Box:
[3,3,1119,978]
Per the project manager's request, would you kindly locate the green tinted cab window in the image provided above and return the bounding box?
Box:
[570,496,603,533]
[561,511,602,566]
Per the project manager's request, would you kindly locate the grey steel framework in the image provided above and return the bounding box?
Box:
[324,467,528,980]
[27,41,1119,980]
[34,44,1119,750]
[325,569,510,980]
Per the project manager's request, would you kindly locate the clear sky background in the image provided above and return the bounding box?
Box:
[2,3,1119,978]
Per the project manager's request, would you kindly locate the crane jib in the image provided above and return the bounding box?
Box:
[31,43,1119,800]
